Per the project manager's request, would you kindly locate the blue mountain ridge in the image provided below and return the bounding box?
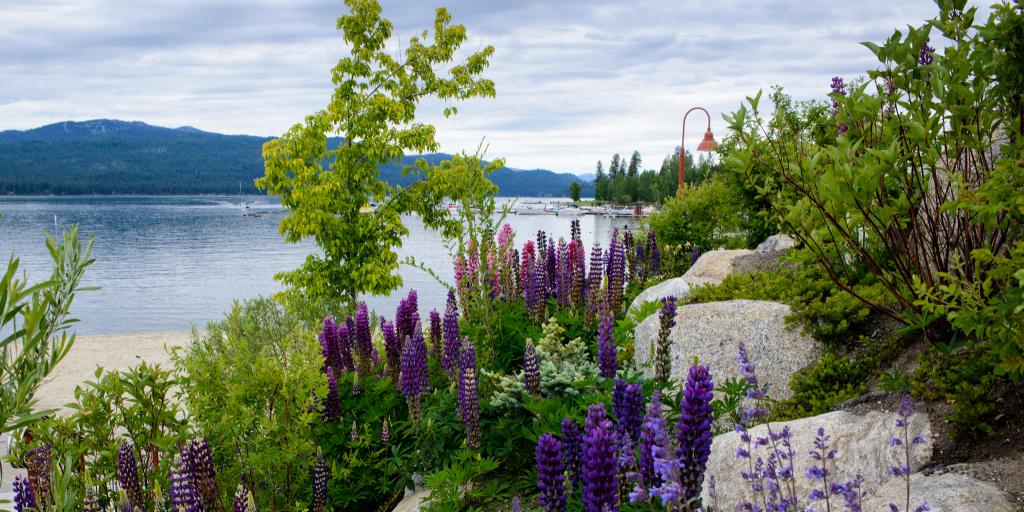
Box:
[0,120,593,196]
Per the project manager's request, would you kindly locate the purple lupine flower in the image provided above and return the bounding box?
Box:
[325,366,341,419]
[647,230,660,275]
[582,404,619,512]
[353,303,373,376]
[487,247,500,299]
[737,342,768,425]
[919,37,935,66]
[637,390,664,493]
[676,362,714,507]
[232,485,254,512]
[443,290,461,380]
[183,438,219,512]
[536,433,567,512]
[556,239,570,307]
[889,395,928,512]
[654,296,677,382]
[319,316,340,371]
[524,340,541,397]
[399,322,429,422]
[612,380,644,444]
[605,240,626,313]
[570,219,581,244]
[519,240,536,297]
[568,240,586,308]
[13,476,36,512]
[546,243,558,299]
[689,247,701,268]
[831,76,848,134]
[428,308,443,360]
[118,442,145,510]
[381,319,401,378]
[837,475,866,512]
[645,399,681,508]
[395,290,419,346]
[169,454,199,512]
[561,418,584,492]
[511,496,522,512]
[536,231,548,264]
[617,433,637,504]
[337,322,354,372]
[807,427,839,507]
[25,443,52,508]
[530,257,549,321]
[586,242,604,323]
[311,454,328,512]
[597,303,618,379]
[83,486,103,512]
[458,338,481,449]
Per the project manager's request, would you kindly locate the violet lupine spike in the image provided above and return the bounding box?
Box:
[83,486,103,512]
[561,418,584,491]
[25,443,52,508]
[442,290,461,380]
[428,309,442,360]
[605,240,626,313]
[519,240,536,296]
[168,454,199,512]
[689,247,701,268]
[536,231,548,264]
[568,241,586,308]
[586,242,604,323]
[654,296,677,382]
[325,366,341,419]
[637,390,665,493]
[381,319,400,378]
[586,402,608,431]
[529,258,548,321]
[582,407,619,512]
[118,441,145,510]
[556,239,570,307]
[736,342,767,425]
[919,37,935,66]
[458,338,481,450]
[546,243,558,299]
[399,323,429,422]
[183,438,219,512]
[830,76,848,134]
[511,496,522,512]
[888,395,929,512]
[487,247,500,300]
[337,322,354,372]
[807,426,839,507]
[395,290,419,345]
[523,340,541,397]
[319,316,340,371]
[612,380,644,445]
[676,362,714,508]
[13,476,37,512]
[353,303,373,376]
[634,236,647,283]
[232,485,255,512]
[597,303,618,379]
[570,219,581,244]
[311,454,328,512]
[647,230,660,275]
[536,433,567,512]
[454,254,469,307]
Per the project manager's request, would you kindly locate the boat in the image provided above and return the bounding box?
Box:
[515,203,550,215]
[554,205,583,216]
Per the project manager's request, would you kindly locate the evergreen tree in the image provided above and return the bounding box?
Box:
[594,161,608,202]
[568,181,582,202]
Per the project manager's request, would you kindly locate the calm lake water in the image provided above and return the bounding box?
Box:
[0,196,634,334]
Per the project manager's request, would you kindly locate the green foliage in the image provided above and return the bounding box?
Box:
[460,301,541,375]
[568,181,582,202]
[711,377,756,434]
[686,264,888,346]
[25,363,187,511]
[592,148,715,204]
[1,226,93,440]
[912,342,1000,438]
[422,451,501,512]
[781,351,875,418]
[617,298,663,363]
[647,176,748,252]
[258,0,496,307]
[175,297,325,512]
[724,2,1023,337]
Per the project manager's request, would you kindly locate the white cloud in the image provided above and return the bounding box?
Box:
[0,0,957,172]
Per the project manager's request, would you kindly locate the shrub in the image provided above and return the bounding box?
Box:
[175,297,325,511]
[782,351,875,418]
[912,341,1000,438]
[648,177,748,253]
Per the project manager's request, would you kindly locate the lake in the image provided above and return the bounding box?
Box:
[0,196,635,334]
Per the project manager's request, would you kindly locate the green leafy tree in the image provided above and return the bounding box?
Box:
[258,0,495,308]
[1,227,93,454]
[593,161,608,202]
[568,181,582,202]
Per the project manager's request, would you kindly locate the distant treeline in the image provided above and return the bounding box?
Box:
[0,120,592,197]
[593,149,716,204]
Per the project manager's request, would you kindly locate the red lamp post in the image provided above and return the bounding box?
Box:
[678,107,719,192]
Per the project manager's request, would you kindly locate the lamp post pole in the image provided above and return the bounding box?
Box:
[678,106,717,193]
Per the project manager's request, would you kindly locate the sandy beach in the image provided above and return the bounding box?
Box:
[2,330,196,495]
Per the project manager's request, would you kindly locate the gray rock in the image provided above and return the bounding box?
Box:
[628,277,694,315]
[634,300,821,400]
[684,249,754,286]
[392,488,430,512]
[756,234,796,253]
[862,472,1017,512]
[702,410,932,508]
[627,249,754,315]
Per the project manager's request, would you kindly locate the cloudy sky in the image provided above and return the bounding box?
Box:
[2,0,946,173]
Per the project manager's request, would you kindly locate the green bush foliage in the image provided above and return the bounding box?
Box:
[647,176,748,252]
[175,297,325,512]
[782,351,875,418]
[912,342,1001,438]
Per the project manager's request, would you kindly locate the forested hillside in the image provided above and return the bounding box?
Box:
[0,120,593,196]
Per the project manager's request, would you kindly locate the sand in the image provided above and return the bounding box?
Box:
[2,330,196,495]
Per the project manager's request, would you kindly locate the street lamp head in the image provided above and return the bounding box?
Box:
[696,128,718,152]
